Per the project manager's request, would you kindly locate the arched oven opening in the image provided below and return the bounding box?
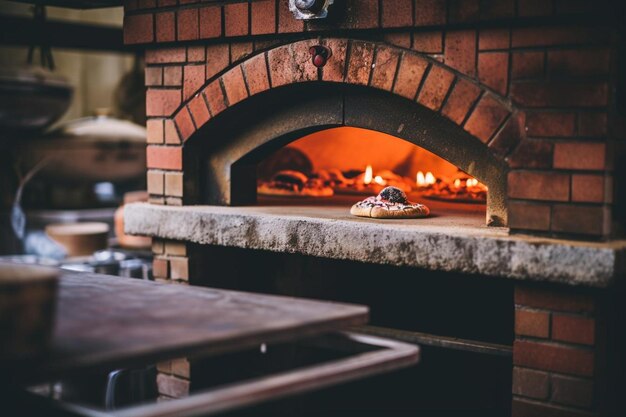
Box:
[192,83,508,227]
[255,126,488,222]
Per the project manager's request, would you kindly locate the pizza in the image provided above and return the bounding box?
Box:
[311,168,350,187]
[350,186,430,219]
[420,178,487,204]
[258,170,334,197]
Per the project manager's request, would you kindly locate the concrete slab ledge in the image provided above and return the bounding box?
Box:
[125,203,626,288]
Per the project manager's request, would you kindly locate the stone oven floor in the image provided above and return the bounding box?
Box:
[125,201,626,288]
[256,194,487,230]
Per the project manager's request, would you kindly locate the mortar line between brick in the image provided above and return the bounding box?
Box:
[413,62,432,102]
[486,111,512,147]
[367,46,379,87]
[515,337,596,352]
[263,51,272,89]
[512,396,596,414]
[343,40,353,82]
[218,76,230,107]
[461,90,486,128]
[389,49,403,93]
[438,75,459,114]
[239,63,251,97]
[185,104,198,130]
[200,87,214,118]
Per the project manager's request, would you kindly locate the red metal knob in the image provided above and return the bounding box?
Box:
[309,45,332,68]
[313,54,326,67]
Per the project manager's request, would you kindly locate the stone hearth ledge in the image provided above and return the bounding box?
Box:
[125,203,626,288]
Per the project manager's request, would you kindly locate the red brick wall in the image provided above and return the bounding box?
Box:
[126,0,620,239]
[152,238,189,283]
[513,285,609,417]
[156,357,190,400]
[152,236,192,399]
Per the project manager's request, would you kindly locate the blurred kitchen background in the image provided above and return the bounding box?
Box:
[0,2,138,124]
[0,1,151,277]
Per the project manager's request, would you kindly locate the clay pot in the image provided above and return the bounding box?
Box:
[0,262,59,359]
[45,222,109,257]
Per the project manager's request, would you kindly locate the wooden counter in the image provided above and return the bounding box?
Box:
[2,271,419,417]
[4,271,369,384]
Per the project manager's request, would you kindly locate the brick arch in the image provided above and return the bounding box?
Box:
[159,38,530,226]
[171,38,526,162]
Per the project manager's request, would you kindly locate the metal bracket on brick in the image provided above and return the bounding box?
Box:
[289,0,334,20]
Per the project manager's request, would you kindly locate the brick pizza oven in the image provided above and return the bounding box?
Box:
[122,1,626,416]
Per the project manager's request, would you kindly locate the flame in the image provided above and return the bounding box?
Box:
[374,175,386,185]
[364,165,373,185]
[416,171,426,186]
[451,177,484,189]
[416,171,436,187]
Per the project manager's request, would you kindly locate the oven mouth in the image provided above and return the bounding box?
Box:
[253,126,489,224]
[189,83,507,227]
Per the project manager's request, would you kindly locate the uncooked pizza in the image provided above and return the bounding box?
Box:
[350,186,430,219]
[258,170,334,197]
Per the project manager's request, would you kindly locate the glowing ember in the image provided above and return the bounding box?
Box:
[364,165,373,185]
[454,179,461,188]
[425,172,436,185]
[374,175,386,185]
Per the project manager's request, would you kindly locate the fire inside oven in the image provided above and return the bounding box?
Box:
[255,126,487,215]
